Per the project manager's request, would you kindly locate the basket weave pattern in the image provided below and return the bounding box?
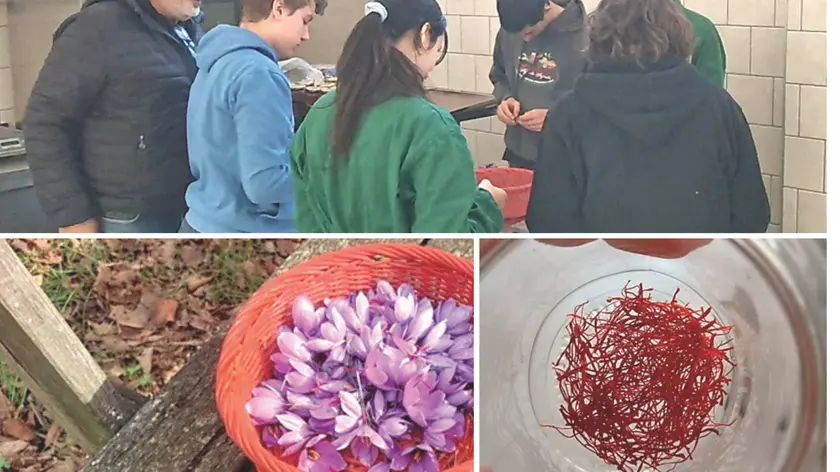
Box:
[475,167,533,223]
[216,243,475,472]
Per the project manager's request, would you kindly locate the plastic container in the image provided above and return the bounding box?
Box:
[216,243,475,472]
[474,167,533,223]
[479,239,825,472]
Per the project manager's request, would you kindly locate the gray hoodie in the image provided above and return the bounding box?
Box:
[489,0,587,163]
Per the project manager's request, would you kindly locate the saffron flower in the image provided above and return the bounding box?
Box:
[246,281,473,471]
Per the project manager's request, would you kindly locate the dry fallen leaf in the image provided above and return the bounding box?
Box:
[180,245,205,266]
[0,438,29,456]
[2,418,37,441]
[110,305,149,329]
[139,347,154,375]
[47,459,76,472]
[152,299,179,325]
[44,423,62,448]
[186,275,213,292]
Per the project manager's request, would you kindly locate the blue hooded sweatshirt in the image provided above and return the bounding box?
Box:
[184,25,296,233]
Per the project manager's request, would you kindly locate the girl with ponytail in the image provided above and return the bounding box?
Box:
[290,0,506,233]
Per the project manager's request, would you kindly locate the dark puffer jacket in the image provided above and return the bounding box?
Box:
[23,0,202,228]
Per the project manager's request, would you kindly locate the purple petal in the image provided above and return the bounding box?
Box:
[277,412,306,431]
[260,379,286,395]
[332,431,355,451]
[309,418,335,434]
[328,305,348,337]
[277,430,305,448]
[278,331,312,362]
[366,366,390,389]
[370,463,391,472]
[321,323,343,344]
[286,392,315,408]
[351,437,378,466]
[406,299,434,341]
[314,440,348,470]
[391,451,411,470]
[269,353,292,374]
[287,372,316,393]
[246,396,284,423]
[447,306,472,327]
[327,344,347,362]
[356,292,370,325]
[292,296,319,335]
[335,415,358,434]
[447,390,472,406]
[361,425,389,451]
[421,321,447,351]
[306,338,335,352]
[319,380,351,393]
[394,296,414,323]
[380,417,408,436]
[450,347,474,360]
[348,335,367,357]
[424,430,447,449]
[428,418,456,433]
[289,358,316,377]
[393,335,418,356]
[376,281,397,300]
[311,401,340,420]
[373,390,386,420]
[339,391,362,418]
[418,451,439,472]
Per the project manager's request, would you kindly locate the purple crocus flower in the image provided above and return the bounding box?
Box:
[293,296,323,337]
[391,443,440,472]
[275,413,323,456]
[298,440,347,472]
[246,379,287,424]
[434,299,473,336]
[403,371,454,427]
[333,392,388,453]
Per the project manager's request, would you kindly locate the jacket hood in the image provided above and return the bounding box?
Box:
[195,25,278,71]
[548,0,586,33]
[573,57,707,144]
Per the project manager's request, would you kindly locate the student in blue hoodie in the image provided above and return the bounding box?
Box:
[181,0,317,233]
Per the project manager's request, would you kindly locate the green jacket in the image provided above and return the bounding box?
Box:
[676,0,727,87]
[290,92,504,233]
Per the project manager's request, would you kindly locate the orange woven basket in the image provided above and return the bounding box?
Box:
[216,243,475,472]
[475,167,533,223]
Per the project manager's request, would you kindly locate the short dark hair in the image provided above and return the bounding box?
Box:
[240,0,319,22]
[587,0,695,64]
[332,0,447,158]
[497,0,545,33]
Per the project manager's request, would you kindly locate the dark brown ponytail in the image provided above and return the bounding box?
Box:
[332,0,447,159]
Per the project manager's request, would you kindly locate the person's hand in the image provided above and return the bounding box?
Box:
[479,179,508,209]
[517,108,549,132]
[496,97,521,126]
[536,239,713,259]
[58,218,99,233]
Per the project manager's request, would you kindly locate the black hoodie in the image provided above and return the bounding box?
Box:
[526,57,770,233]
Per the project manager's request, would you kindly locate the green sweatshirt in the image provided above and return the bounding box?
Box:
[676,0,727,87]
[290,92,504,233]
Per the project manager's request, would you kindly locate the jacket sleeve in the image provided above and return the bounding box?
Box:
[489,31,512,102]
[229,66,296,207]
[406,121,504,233]
[691,16,726,87]
[23,14,106,228]
[727,100,770,232]
[525,102,585,232]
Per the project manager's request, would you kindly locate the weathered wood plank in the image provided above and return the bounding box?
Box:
[84,239,432,471]
[0,240,142,452]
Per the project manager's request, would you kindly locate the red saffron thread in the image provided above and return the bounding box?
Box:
[542,282,736,472]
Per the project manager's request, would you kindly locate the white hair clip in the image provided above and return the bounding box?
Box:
[364,1,388,22]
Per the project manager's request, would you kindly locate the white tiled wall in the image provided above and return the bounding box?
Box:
[433,0,827,232]
[782,0,826,232]
[0,2,15,126]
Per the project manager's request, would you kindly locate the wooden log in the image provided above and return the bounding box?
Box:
[84,238,474,472]
[0,240,143,452]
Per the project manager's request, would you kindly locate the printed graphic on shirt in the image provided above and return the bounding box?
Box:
[517,51,558,85]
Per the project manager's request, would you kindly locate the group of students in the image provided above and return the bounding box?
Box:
[23,0,770,234]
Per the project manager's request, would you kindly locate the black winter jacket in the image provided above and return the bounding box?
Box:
[23,0,202,228]
[526,56,770,233]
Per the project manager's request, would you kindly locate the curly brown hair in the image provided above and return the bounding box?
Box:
[241,0,324,22]
[587,0,695,64]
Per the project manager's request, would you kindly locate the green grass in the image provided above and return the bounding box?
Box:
[123,364,153,390]
[206,245,268,304]
[0,361,29,408]
[0,456,12,470]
